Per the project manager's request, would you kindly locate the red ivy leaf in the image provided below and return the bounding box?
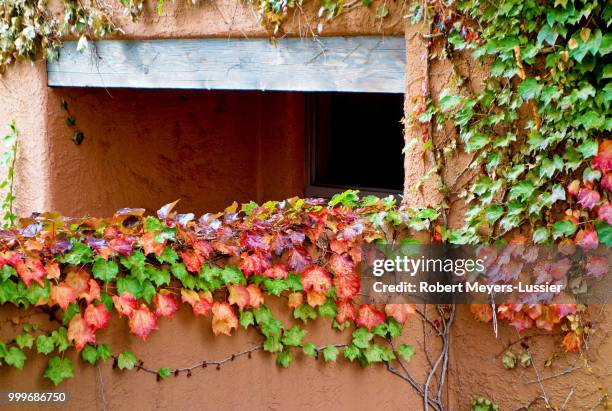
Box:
[179,249,203,273]
[129,304,158,340]
[263,264,288,280]
[16,258,45,288]
[141,231,165,256]
[154,290,179,320]
[112,292,138,318]
[598,202,612,224]
[602,172,612,191]
[50,283,77,312]
[84,303,110,331]
[385,304,416,324]
[82,279,101,304]
[181,289,213,316]
[328,253,354,276]
[239,252,271,277]
[211,302,238,336]
[228,285,250,310]
[67,314,95,352]
[301,265,332,294]
[246,284,264,309]
[335,299,356,324]
[577,188,600,210]
[593,139,612,173]
[287,292,304,309]
[333,273,360,300]
[285,246,312,273]
[575,229,599,251]
[356,304,385,331]
[306,290,326,307]
[45,261,61,280]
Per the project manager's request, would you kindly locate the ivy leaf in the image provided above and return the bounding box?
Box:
[92,258,119,283]
[15,333,34,349]
[36,335,55,355]
[62,303,80,325]
[239,311,255,329]
[293,303,317,323]
[263,335,283,353]
[343,345,360,361]
[518,78,542,100]
[352,328,374,349]
[44,357,73,386]
[81,345,98,365]
[397,344,416,362]
[318,299,337,319]
[62,242,93,265]
[51,327,70,353]
[552,220,577,239]
[532,227,550,244]
[322,345,339,362]
[117,351,138,370]
[485,205,504,223]
[97,344,112,361]
[595,221,612,246]
[158,367,172,379]
[276,350,292,368]
[4,347,26,369]
[281,325,306,347]
[302,342,317,357]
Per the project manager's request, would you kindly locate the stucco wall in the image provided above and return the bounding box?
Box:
[0,2,609,410]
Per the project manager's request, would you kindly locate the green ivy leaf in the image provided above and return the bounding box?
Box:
[62,242,93,265]
[4,347,26,369]
[97,344,112,361]
[302,342,317,357]
[276,350,292,368]
[352,328,374,349]
[281,326,306,347]
[343,345,360,362]
[263,335,283,353]
[239,311,255,329]
[117,351,138,370]
[595,221,612,246]
[322,345,339,362]
[44,357,73,386]
[397,344,416,362]
[518,78,542,100]
[532,227,550,244]
[293,304,317,323]
[92,258,119,283]
[51,327,70,353]
[552,220,577,239]
[81,345,98,365]
[318,299,337,319]
[158,367,172,379]
[15,333,34,349]
[36,335,55,355]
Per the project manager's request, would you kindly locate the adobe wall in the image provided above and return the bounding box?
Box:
[0,2,609,411]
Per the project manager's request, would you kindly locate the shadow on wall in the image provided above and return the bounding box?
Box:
[45,88,306,217]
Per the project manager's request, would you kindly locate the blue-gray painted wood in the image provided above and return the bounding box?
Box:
[47,36,405,93]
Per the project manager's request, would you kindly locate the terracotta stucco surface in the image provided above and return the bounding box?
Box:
[0,3,609,410]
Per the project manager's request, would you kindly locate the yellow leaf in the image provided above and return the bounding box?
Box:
[568,38,578,50]
[580,27,591,42]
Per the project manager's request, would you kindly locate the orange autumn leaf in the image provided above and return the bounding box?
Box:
[228,285,250,310]
[287,292,304,309]
[50,283,77,311]
[333,273,360,300]
[82,279,101,304]
[385,304,417,324]
[128,304,158,340]
[263,264,288,280]
[301,265,332,294]
[246,284,264,308]
[469,304,493,323]
[335,299,356,324]
[593,139,612,173]
[179,249,203,273]
[239,252,271,276]
[65,269,90,296]
[211,302,238,336]
[154,290,179,320]
[306,290,326,307]
[181,289,213,316]
[15,258,45,288]
[45,261,61,280]
[141,231,165,256]
[84,304,110,331]
[67,314,95,352]
[561,331,582,353]
[356,304,385,331]
[112,292,137,318]
[328,253,354,276]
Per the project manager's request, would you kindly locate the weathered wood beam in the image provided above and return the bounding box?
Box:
[47,36,405,93]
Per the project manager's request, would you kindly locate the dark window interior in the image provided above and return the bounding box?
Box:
[307,92,404,194]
